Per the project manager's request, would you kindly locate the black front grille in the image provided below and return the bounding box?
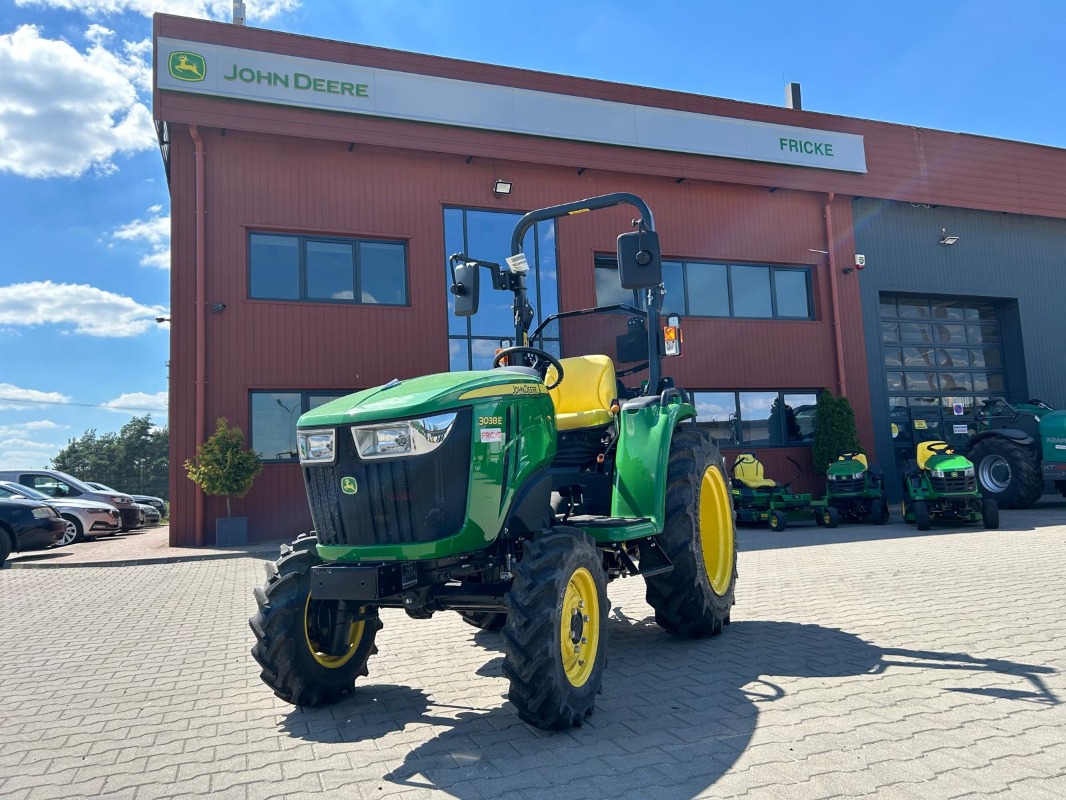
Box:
[305,410,472,547]
[930,474,976,494]
[830,477,864,494]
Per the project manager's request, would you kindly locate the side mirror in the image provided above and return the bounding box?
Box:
[616,230,662,289]
[451,261,480,317]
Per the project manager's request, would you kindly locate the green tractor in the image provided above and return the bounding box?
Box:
[730,453,827,531]
[901,440,999,531]
[823,452,889,526]
[249,194,737,730]
[960,398,1066,508]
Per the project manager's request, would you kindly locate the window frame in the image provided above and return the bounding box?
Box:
[594,257,814,321]
[689,389,823,447]
[247,231,410,307]
[249,389,359,464]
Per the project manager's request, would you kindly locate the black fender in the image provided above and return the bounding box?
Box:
[960,429,1034,455]
[505,469,553,537]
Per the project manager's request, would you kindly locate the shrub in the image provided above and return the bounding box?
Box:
[812,392,862,473]
[184,418,263,517]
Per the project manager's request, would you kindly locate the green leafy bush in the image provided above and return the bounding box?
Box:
[812,392,862,473]
[184,418,262,517]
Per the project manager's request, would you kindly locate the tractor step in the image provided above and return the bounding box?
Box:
[613,540,673,578]
[568,515,651,528]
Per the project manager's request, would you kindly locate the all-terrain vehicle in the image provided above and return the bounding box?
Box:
[823,452,889,525]
[731,453,826,531]
[959,398,1066,508]
[249,193,737,730]
[901,440,999,531]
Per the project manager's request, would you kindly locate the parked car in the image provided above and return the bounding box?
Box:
[0,481,121,545]
[137,502,162,526]
[85,484,166,519]
[0,496,65,567]
[0,469,141,531]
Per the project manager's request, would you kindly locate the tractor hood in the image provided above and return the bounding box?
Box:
[297,370,547,428]
[926,452,974,472]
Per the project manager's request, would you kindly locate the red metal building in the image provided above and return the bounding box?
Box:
[154,14,1066,545]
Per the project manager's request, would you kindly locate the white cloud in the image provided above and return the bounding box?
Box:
[114,205,170,270]
[0,383,71,412]
[15,0,300,22]
[0,25,155,178]
[0,281,167,337]
[0,438,56,451]
[101,391,168,414]
[0,420,66,437]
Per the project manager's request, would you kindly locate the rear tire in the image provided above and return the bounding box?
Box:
[823,507,840,529]
[982,497,1000,530]
[768,510,786,531]
[643,427,736,639]
[460,611,507,632]
[0,528,11,567]
[249,534,381,706]
[914,501,931,531]
[972,438,1042,509]
[502,528,608,730]
[870,499,888,525]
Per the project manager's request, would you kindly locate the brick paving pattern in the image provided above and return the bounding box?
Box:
[1,505,1064,799]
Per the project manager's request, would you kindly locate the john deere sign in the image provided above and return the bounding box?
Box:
[156,37,867,173]
[168,51,205,82]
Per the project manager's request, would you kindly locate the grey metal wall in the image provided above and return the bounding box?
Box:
[854,199,1066,497]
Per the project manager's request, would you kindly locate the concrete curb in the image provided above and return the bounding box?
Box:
[6,549,278,570]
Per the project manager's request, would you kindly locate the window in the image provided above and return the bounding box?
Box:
[690,390,820,446]
[250,390,355,462]
[445,208,559,371]
[594,259,812,320]
[249,232,407,305]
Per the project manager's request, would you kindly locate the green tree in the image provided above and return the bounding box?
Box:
[812,392,862,473]
[767,397,802,445]
[51,415,169,499]
[184,418,262,517]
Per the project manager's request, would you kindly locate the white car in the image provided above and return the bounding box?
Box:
[0,481,121,546]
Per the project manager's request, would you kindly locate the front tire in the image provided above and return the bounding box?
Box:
[972,438,1042,509]
[914,500,931,531]
[982,497,1000,530]
[502,528,608,730]
[60,515,84,545]
[870,499,888,525]
[249,535,381,706]
[643,427,736,639]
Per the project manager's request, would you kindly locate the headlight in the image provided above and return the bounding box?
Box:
[963,467,975,477]
[353,412,458,459]
[851,471,865,480]
[930,469,945,478]
[32,506,56,519]
[298,429,336,464]
[111,496,130,505]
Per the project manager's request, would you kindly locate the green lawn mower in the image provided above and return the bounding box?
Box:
[731,453,826,531]
[823,451,889,526]
[249,194,737,731]
[901,441,999,531]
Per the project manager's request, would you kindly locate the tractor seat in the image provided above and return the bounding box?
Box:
[917,440,951,470]
[733,453,776,490]
[546,355,617,432]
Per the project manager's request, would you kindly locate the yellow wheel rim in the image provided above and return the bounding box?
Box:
[560,567,599,687]
[699,465,735,595]
[304,596,365,669]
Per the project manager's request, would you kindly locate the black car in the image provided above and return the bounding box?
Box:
[130,495,167,517]
[0,497,66,567]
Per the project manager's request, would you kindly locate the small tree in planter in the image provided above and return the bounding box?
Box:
[184,418,263,545]
[812,391,862,473]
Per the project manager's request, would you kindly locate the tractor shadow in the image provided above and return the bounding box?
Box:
[279,616,1057,799]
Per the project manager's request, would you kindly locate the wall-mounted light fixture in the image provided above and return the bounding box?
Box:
[493,179,512,197]
[211,303,227,313]
[939,227,960,246]
[155,316,170,323]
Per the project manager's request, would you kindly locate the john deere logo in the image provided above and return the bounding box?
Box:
[169,51,206,82]
[340,477,358,495]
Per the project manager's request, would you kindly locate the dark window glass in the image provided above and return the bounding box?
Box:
[249,234,299,299]
[970,349,1002,368]
[360,242,407,305]
[888,396,910,418]
[306,241,354,301]
[905,372,939,392]
[965,303,997,321]
[939,373,972,391]
[537,222,559,320]
[444,208,466,336]
[449,339,469,372]
[931,301,965,320]
[731,266,772,317]
[693,392,737,445]
[886,372,904,392]
[898,298,930,319]
[967,323,1000,343]
[899,322,931,342]
[737,391,778,445]
[879,296,897,317]
[936,348,969,368]
[941,396,976,416]
[973,373,1006,392]
[882,322,900,342]
[686,263,730,316]
[594,265,634,307]
[883,347,903,367]
[470,339,501,371]
[774,270,810,317]
[661,261,685,317]
[903,347,936,368]
[908,396,940,408]
[933,324,967,344]
[252,392,301,461]
[783,393,818,442]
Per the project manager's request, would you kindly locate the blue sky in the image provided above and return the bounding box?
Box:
[0,0,1062,468]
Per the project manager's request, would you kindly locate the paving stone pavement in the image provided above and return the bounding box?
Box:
[2,506,1065,799]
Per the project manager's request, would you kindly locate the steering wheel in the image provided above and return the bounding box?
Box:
[491,346,564,390]
[927,441,953,455]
